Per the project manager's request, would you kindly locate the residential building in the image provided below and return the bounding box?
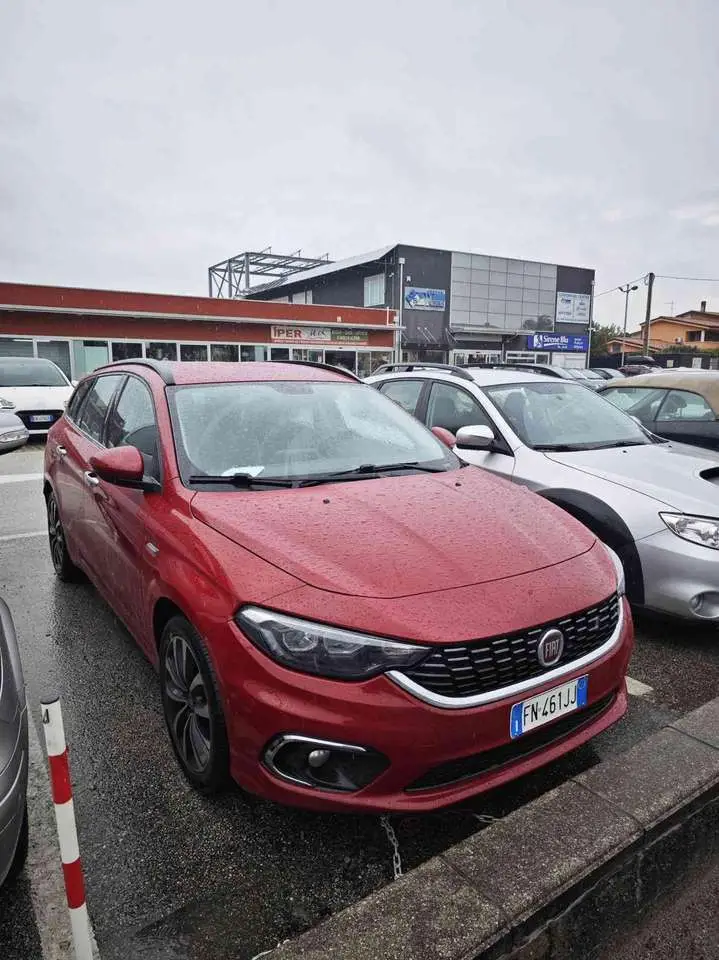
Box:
[606,303,719,355]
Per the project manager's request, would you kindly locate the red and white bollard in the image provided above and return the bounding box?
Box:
[40,693,94,960]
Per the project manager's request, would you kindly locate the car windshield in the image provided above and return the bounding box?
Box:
[483,380,652,450]
[0,359,68,387]
[169,380,458,485]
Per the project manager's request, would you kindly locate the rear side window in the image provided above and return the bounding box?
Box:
[656,390,716,422]
[378,379,424,415]
[77,375,124,444]
[66,379,94,422]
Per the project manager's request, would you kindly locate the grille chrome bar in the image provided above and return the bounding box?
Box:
[388,596,624,710]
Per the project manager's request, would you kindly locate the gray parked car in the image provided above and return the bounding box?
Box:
[367,365,719,621]
[0,410,29,453]
[0,598,28,888]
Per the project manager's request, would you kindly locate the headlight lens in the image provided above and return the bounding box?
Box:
[0,397,15,410]
[0,432,26,443]
[603,544,625,597]
[236,607,429,680]
[661,513,719,550]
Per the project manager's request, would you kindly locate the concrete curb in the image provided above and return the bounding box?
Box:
[267,697,719,960]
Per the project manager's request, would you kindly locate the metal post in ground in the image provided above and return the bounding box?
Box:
[40,693,94,960]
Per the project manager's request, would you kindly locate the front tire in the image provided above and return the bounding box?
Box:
[46,492,83,582]
[159,616,230,794]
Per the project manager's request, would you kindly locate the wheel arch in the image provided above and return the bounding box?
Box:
[538,487,644,604]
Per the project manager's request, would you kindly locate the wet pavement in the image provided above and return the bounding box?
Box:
[1,441,717,959]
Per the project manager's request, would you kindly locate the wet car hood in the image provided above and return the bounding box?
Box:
[191,468,595,599]
[0,385,72,409]
[543,441,719,514]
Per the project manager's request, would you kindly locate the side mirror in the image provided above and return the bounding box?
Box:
[431,426,457,448]
[455,424,495,450]
[89,446,159,491]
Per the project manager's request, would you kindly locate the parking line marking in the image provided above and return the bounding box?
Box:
[0,531,46,542]
[0,472,44,484]
[626,676,654,697]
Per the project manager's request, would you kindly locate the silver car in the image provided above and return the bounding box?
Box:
[0,410,29,453]
[367,365,719,621]
[0,598,28,888]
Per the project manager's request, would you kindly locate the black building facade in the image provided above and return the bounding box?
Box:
[244,243,594,367]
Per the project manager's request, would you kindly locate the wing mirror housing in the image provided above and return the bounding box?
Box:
[431,426,457,448]
[89,446,160,492]
[455,424,495,450]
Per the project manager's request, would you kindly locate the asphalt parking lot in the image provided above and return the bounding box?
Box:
[2,442,718,960]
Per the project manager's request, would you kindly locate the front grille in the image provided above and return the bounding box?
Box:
[406,690,618,791]
[16,410,63,429]
[403,594,620,700]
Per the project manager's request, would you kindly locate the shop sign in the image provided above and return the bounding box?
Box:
[404,287,446,311]
[270,325,368,345]
[529,333,589,352]
[555,292,591,324]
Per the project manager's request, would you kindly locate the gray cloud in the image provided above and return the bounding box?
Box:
[1,0,718,325]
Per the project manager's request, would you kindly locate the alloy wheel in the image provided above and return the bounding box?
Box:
[47,496,66,573]
[163,633,213,774]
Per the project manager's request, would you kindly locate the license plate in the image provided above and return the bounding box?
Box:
[510,676,588,739]
[30,414,54,423]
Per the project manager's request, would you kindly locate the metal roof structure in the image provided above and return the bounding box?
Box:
[208,248,333,299]
[208,245,397,299]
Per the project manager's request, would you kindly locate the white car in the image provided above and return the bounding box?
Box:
[0,357,73,435]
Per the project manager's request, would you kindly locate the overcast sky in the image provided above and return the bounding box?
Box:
[2,0,718,330]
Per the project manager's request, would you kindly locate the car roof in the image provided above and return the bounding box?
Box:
[600,370,719,405]
[370,366,567,387]
[0,355,59,365]
[93,359,358,386]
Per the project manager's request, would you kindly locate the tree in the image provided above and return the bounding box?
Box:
[591,323,623,355]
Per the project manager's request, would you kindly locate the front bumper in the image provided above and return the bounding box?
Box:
[216,598,633,812]
[638,527,719,620]
[0,708,29,886]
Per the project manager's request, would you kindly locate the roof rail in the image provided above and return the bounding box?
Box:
[280,359,360,381]
[103,358,175,384]
[372,362,474,382]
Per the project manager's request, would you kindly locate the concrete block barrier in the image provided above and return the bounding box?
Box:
[268,696,719,960]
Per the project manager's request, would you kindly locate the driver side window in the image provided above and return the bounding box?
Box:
[106,376,161,480]
[426,382,492,434]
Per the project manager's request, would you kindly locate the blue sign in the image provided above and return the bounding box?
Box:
[529,333,589,352]
[404,287,446,311]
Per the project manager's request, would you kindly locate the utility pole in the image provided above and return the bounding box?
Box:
[619,283,639,367]
[642,272,655,356]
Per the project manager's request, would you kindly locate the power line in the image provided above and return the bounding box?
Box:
[655,274,719,283]
[593,275,648,299]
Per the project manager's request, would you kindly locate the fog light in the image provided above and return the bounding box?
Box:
[263,735,389,792]
[689,592,719,619]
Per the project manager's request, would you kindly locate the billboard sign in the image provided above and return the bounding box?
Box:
[530,333,589,352]
[270,325,368,344]
[404,287,446,311]
[555,292,591,324]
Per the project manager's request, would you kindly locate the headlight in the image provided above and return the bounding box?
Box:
[0,432,26,443]
[0,398,15,410]
[660,513,719,550]
[236,607,429,680]
[602,544,626,597]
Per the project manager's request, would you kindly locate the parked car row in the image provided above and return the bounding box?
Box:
[39,357,633,813]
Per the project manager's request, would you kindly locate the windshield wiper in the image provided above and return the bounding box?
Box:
[533,443,587,451]
[297,462,449,487]
[534,439,648,452]
[188,473,296,488]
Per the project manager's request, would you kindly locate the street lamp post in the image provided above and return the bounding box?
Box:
[619,284,639,367]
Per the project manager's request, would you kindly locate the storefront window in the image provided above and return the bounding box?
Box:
[369,351,393,373]
[37,340,72,379]
[112,342,143,361]
[145,342,178,361]
[240,345,269,362]
[292,349,324,363]
[73,340,109,377]
[325,350,357,374]
[180,343,208,361]
[0,337,34,358]
[210,344,239,362]
[270,347,290,361]
[356,353,374,379]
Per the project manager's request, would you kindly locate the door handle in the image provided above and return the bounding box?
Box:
[56,445,67,457]
[83,471,101,487]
